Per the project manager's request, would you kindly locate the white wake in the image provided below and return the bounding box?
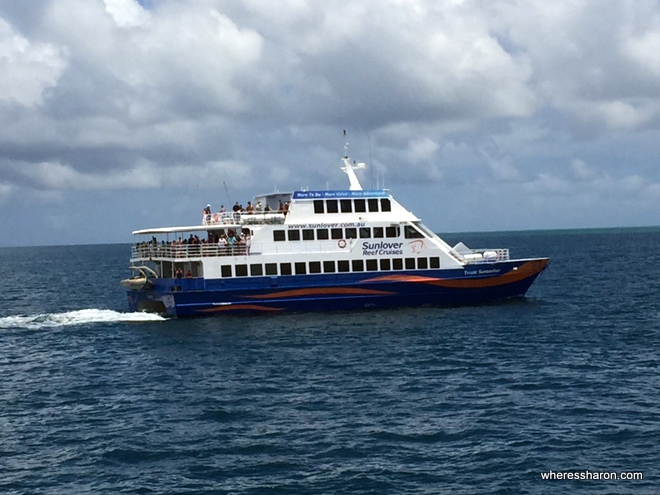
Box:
[0,309,166,330]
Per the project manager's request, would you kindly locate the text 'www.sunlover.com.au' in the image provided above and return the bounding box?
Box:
[541,470,643,481]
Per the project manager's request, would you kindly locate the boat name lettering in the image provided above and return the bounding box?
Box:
[464,268,502,276]
[289,222,365,229]
[362,241,404,256]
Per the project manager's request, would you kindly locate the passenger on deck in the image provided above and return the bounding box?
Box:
[246,201,254,214]
[203,204,211,225]
[255,201,263,212]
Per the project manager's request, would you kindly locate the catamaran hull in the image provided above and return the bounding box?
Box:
[126,258,549,317]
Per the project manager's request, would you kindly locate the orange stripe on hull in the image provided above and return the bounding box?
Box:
[244,287,397,299]
[200,304,285,313]
[363,259,550,289]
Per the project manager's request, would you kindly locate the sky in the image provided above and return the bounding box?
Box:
[1,0,660,247]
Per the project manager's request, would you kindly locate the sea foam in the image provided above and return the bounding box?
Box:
[0,309,166,330]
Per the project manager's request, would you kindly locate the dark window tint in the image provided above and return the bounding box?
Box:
[345,227,357,239]
[288,230,300,241]
[352,259,364,272]
[430,257,440,269]
[280,263,292,275]
[373,227,384,238]
[317,228,329,240]
[386,226,399,238]
[309,261,321,274]
[221,265,232,277]
[295,262,306,275]
[366,259,378,271]
[338,260,350,272]
[323,260,335,273]
[381,198,391,212]
[404,225,424,239]
[393,258,403,270]
[359,227,371,238]
[354,199,366,212]
[235,264,248,277]
[273,230,285,242]
[405,258,416,269]
[250,264,263,276]
[302,229,315,240]
[340,199,352,213]
[326,200,338,213]
[417,257,428,269]
[265,263,278,275]
[368,198,379,212]
[313,200,324,214]
[380,258,391,270]
[331,228,343,240]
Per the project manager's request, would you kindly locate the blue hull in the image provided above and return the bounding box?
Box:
[126,259,549,317]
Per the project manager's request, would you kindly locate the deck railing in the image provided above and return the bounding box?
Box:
[202,211,286,226]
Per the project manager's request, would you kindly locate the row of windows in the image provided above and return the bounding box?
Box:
[313,198,391,214]
[220,256,441,278]
[273,225,425,242]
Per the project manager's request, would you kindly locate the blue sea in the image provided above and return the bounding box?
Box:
[1,228,659,494]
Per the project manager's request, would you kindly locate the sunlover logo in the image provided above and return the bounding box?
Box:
[362,241,404,256]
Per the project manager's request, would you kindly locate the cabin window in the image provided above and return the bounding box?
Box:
[366,259,378,271]
[323,260,335,273]
[352,259,364,272]
[354,199,366,213]
[338,260,350,272]
[309,261,321,274]
[381,198,391,212]
[250,264,263,276]
[295,262,306,275]
[326,200,339,213]
[273,230,285,242]
[313,200,324,214]
[418,257,428,269]
[331,228,343,240]
[393,258,403,270]
[340,199,352,213]
[265,263,278,275]
[302,229,315,241]
[404,225,425,239]
[280,263,292,275]
[405,258,416,269]
[317,228,329,240]
[430,257,440,269]
[345,227,357,239]
[221,265,232,277]
[288,230,301,241]
[359,227,371,238]
[373,227,384,238]
[235,264,248,277]
[386,226,399,238]
[380,259,391,271]
[368,198,379,212]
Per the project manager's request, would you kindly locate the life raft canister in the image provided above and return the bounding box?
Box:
[337,239,347,249]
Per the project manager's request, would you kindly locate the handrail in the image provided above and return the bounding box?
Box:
[202,211,286,226]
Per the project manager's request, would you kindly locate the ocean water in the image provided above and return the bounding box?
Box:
[1,229,659,494]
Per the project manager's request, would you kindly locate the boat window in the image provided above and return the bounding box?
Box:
[273,230,285,242]
[340,199,352,213]
[354,199,366,212]
[418,257,428,269]
[404,225,425,239]
[323,260,335,273]
[250,264,263,276]
[381,198,391,212]
[392,258,403,270]
[295,262,306,275]
[221,265,232,277]
[326,200,339,213]
[345,227,357,239]
[314,200,324,214]
[366,259,378,271]
[373,227,384,238]
[385,226,399,238]
[236,264,248,277]
[380,259,391,271]
[288,230,301,241]
[352,259,364,272]
[368,198,379,212]
[331,228,343,240]
[359,227,371,238]
[405,258,416,269]
[265,263,278,275]
[317,228,329,240]
[430,257,440,269]
[309,261,321,274]
[280,263,292,275]
[302,229,315,241]
[337,260,350,272]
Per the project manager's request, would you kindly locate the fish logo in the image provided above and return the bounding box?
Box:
[408,240,425,253]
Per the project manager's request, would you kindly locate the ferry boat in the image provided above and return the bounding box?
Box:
[122,151,549,316]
